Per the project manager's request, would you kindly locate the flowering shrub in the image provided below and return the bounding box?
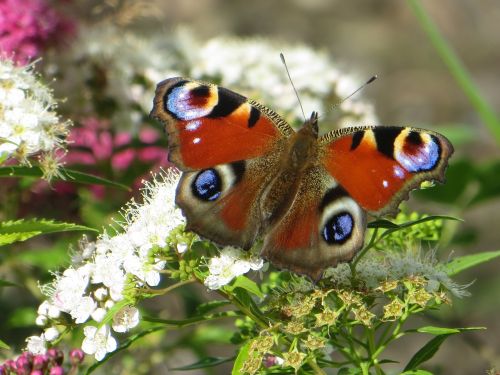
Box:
[0,8,499,374]
[22,168,485,374]
[0,58,70,179]
[0,0,74,66]
[0,347,84,375]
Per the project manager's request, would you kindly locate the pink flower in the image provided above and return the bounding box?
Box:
[0,0,76,65]
[57,116,169,198]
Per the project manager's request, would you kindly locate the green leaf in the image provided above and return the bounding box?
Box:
[0,339,10,350]
[403,327,484,371]
[227,275,264,298]
[404,334,452,371]
[375,215,460,239]
[416,326,459,335]
[401,370,433,375]
[0,218,96,246]
[408,0,500,145]
[368,219,400,229]
[0,166,130,191]
[232,340,251,375]
[0,232,41,246]
[171,356,234,371]
[414,326,485,335]
[445,250,500,276]
[0,279,18,288]
[0,219,97,246]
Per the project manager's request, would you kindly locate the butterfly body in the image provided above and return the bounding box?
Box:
[151,77,453,280]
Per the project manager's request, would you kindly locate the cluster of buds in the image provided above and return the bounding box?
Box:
[0,348,84,375]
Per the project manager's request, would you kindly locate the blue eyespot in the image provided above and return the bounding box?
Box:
[322,212,354,245]
[192,169,222,201]
[396,135,441,172]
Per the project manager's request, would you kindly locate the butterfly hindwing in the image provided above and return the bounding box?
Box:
[175,153,285,250]
[320,126,453,215]
[151,77,294,171]
[261,164,367,281]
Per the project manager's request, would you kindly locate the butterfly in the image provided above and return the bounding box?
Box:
[151,77,453,280]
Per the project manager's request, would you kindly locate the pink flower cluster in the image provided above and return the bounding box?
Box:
[0,0,75,65]
[0,348,84,375]
[65,118,167,172]
[61,117,169,198]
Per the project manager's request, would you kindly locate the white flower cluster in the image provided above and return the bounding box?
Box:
[324,248,469,297]
[192,37,378,128]
[50,26,377,132]
[29,169,185,360]
[27,169,268,360]
[0,58,70,169]
[205,247,265,290]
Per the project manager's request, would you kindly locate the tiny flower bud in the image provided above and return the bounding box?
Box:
[263,354,284,368]
[94,288,108,301]
[32,354,49,370]
[15,354,32,374]
[47,348,64,365]
[49,366,64,375]
[69,349,85,365]
[44,327,60,342]
[3,359,16,371]
[35,315,48,326]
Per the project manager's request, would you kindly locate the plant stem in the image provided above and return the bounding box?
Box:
[307,358,327,375]
[351,228,379,275]
[222,291,269,329]
[138,278,196,295]
[407,0,500,145]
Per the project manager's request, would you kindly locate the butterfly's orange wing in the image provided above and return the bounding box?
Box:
[320,126,454,216]
[151,78,294,248]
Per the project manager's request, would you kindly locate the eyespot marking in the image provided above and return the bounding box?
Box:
[322,212,354,245]
[192,169,222,201]
[395,133,441,172]
[165,82,217,120]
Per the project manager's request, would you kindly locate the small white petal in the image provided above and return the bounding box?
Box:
[26,335,47,355]
[44,327,60,342]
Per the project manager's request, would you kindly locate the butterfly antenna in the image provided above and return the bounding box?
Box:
[331,75,378,111]
[280,52,306,121]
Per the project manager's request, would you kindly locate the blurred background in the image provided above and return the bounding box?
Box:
[1,0,499,373]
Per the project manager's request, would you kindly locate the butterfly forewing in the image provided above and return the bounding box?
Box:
[319,126,453,216]
[151,77,294,170]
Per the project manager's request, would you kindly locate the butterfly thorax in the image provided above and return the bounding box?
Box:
[288,112,319,167]
[260,113,321,226]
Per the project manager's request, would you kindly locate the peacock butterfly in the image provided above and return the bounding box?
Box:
[151,77,453,280]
